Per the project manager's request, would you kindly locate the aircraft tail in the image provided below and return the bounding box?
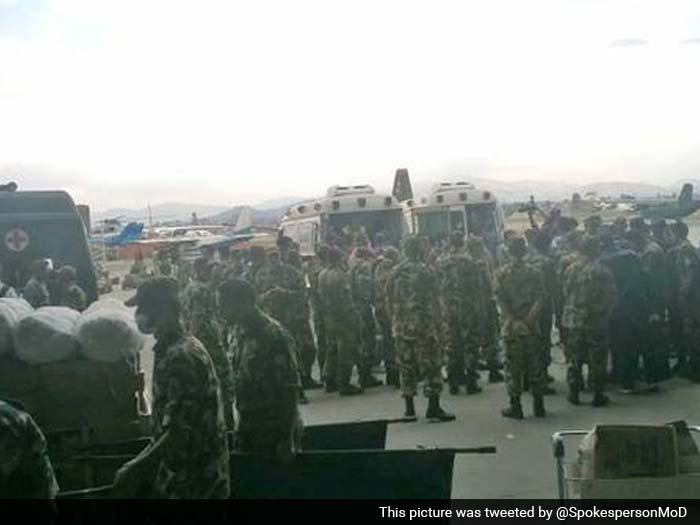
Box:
[679,183,694,209]
[108,222,144,246]
[392,168,413,202]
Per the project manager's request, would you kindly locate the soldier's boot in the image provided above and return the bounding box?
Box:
[501,396,523,420]
[465,377,482,395]
[426,396,456,423]
[591,391,610,407]
[449,383,460,395]
[533,395,546,418]
[298,388,309,405]
[324,381,338,393]
[403,396,417,422]
[488,370,504,383]
[567,388,580,406]
[339,384,363,396]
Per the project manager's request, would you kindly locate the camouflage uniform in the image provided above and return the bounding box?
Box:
[435,246,483,391]
[181,280,235,430]
[525,249,555,374]
[562,248,617,400]
[386,248,443,398]
[150,328,230,498]
[638,236,669,382]
[229,312,303,454]
[305,257,328,373]
[318,264,359,388]
[350,256,379,376]
[467,238,501,372]
[496,256,547,398]
[373,254,398,383]
[0,399,59,499]
[257,261,317,385]
[672,237,700,380]
[22,277,49,308]
[61,282,87,312]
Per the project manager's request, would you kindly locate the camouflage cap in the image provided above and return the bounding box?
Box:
[124,276,178,307]
[506,236,527,258]
[58,265,77,280]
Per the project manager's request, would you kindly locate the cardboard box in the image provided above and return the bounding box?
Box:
[578,424,679,479]
[566,468,700,499]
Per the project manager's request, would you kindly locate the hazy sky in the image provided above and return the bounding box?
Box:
[1,0,700,210]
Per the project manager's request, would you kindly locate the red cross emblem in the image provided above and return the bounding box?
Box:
[5,228,30,252]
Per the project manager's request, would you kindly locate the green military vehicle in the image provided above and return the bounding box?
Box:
[0,190,98,302]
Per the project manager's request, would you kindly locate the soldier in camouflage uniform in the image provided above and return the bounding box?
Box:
[256,250,320,390]
[466,237,504,382]
[553,229,583,356]
[562,236,617,407]
[373,247,400,387]
[317,247,363,396]
[305,248,329,374]
[57,265,87,312]
[181,258,235,429]
[436,231,484,395]
[0,399,59,500]
[350,247,383,387]
[22,259,50,308]
[496,237,547,419]
[627,223,669,384]
[117,277,229,498]
[218,278,303,462]
[523,229,556,393]
[669,221,700,381]
[386,236,455,422]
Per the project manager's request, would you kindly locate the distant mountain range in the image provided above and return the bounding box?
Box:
[92,178,697,226]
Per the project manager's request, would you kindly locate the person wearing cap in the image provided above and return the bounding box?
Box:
[217,278,303,461]
[626,229,668,385]
[562,236,617,407]
[22,259,50,309]
[181,258,235,430]
[668,221,700,381]
[583,215,602,236]
[385,235,455,422]
[496,236,547,419]
[435,231,485,395]
[57,265,86,312]
[466,236,504,381]
[523,229,557,394]
[373,247,400,387]
[317,246,364,396]
[115,277,230,498]
[256,248,320,392]
[349,247,383,388]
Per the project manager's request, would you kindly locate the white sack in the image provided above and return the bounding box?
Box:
[15,306,80,364]
[0,298,34,356]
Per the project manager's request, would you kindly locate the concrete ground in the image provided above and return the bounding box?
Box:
[106,261,700,499]
[299,350,700,499]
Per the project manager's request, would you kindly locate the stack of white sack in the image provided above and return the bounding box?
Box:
[74,298,143,363]
[0,298,34,357]
[14,306,80,364]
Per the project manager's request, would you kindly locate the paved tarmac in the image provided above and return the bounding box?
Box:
[299,348,700,499]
